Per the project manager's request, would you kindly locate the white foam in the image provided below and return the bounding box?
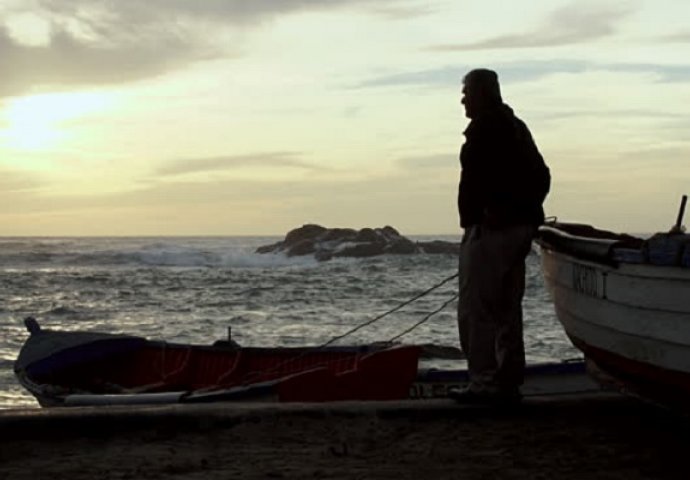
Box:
[216,251,319,268]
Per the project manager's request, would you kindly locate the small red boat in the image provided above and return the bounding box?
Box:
[15,318,421,407]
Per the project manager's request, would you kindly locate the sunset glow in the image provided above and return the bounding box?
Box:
[0,0,689,235]
[2,92,113,151]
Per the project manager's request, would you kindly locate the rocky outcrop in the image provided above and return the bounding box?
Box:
[257,224,459,261]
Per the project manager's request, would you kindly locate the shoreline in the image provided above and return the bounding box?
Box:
[1,393,689,479]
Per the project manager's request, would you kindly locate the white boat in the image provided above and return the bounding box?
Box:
[536,197,690,409]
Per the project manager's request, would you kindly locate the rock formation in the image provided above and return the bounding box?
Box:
[256,224,459,261]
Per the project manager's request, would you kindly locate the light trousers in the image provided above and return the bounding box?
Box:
[458,224,535,392]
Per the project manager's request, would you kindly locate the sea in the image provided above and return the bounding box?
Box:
[0,235,580,409]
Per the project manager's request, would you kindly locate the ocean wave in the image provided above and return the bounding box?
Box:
[43,306,81,316]
[0,237,464,270]
[0,238,78,250]
[0,249,320,269]
[130,249,319,268]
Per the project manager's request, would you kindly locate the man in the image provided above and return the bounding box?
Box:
[451,68,550,405]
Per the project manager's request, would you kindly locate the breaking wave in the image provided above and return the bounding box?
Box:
[0,238,321,269]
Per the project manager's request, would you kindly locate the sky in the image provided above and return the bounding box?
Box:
[0,0,689,236]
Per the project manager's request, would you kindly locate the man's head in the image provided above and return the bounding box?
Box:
[461,69,503,119]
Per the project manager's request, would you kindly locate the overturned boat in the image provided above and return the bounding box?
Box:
[14,318,594,407]
[536,197,690,409]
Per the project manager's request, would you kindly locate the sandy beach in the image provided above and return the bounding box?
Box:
[1,393,689,479]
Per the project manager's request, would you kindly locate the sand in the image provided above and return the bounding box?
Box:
[1,394,689,479]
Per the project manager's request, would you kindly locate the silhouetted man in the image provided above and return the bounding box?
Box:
[451,69,550,405]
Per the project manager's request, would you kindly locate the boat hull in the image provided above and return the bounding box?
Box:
[538,226,690,408]
[21,360,596,407]
[16,341,422,407]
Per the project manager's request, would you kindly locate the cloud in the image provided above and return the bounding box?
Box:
[535,107,690,122]
[358,66,465,88]
[610,63,690,83]
[427,2,636,51]
[662,31,690,42]
[0,25,211,98]
[0,0,417,97]
[369,4,436,19]
[358,60,690,89]
[358,61,589,88]
[396,153,457,170]
[0,167,43,195]
[156,152,329,177]
[612,145,690,170]
[36,0,423,26]
[11,163,455,219]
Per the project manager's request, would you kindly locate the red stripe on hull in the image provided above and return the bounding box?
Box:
[568,335,690,409]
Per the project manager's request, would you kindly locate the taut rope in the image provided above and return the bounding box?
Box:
[223,272,460,387]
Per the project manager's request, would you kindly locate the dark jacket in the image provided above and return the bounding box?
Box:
[458,104,550,228]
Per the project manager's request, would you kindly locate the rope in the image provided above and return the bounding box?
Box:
[385,292,459,343]
[318,272,458,349]
[127,343,193,394]
[214,349,242,385]
[218,272,460,388]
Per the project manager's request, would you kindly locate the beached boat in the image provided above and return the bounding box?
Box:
[14,317,423,407]
[14,318,595,407]
[536,199,690,409]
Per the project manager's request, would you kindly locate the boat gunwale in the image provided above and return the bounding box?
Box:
[535,224,690,282]
[539,242,690,281]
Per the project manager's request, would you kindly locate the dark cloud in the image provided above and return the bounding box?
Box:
[36,0,422,25]
[1,0,418,97]
[427,2,635,51]
[156,152,329,177]
[0,25,211,98]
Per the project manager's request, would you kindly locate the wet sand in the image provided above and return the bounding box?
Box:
[1,393,689,479]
